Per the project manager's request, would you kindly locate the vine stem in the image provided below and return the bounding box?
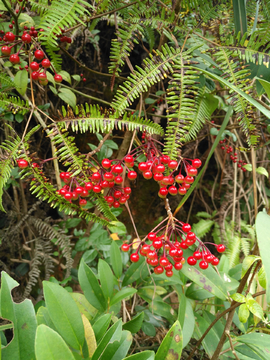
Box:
[125,201,140,241]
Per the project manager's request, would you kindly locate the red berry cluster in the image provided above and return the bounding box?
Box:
[121,216,226,277]
[125,132,202,197]
[219,139,247,172]
[56,158,138,208]
[0,29,63,85]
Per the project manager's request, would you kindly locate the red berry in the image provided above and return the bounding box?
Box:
[75,186,83,194]
[121,244,130,252]
[184,176,194,184]
[54,74,63,83]
[30,61,39,71]
[147,250,157,259]
[193,251,202,260]
[168,160,178,169]
[187,256,197,266]
[101,180,109,188]
[154,173,164,181]
[187,167,197,176]
[38,72,47,80]
[79,199,87,207]
[217,244,226,253]
[64,191,72,200]
[166,270,173,277]
[119,196,127,204]
[101,158,111,169]
[128,171,137,180]
[5,32,15,42]
[199,261,209,270]
[169,248,178,257]
[182,223,191,232]
[164,263,173,271]
[1,46,11,55]
[17,159,28,168]
[155,164,165,173]
[159,257,169,267]
[112,164,123,174]
[114,175,123,184]
[138,162,148,172]
[175,174,184,183]
[130,253,140,262]
[168,186,177,195]
[211,257,219,266]
[113,201,120,208]
[125,155,134,163]
[154,266,164,274]
[91,172,101,182]
[106,196,114,204]
[178,187,187,195]
[147,232,156,240]
[205,254,214,263]
[174,262,182,270]
[114,190,122,198]
[83,78,86,82]
[93,185,102,193]
[9,54,20,64]
[21,33,31,43]
[152,239,163,249]
[124,187,131,194]
[159,187,168,197]
[34,50,44,60]
[103,172,114,182]
[160,155,170,164]
[42,59,51,68]
[31,71,39,80]
[84,182,93,191]
[143,171,152,179]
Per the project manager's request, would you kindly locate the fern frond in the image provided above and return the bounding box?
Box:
[29,0,49,15]
[0,73,15,92]
[39,0,90,71]
[55,104,164,136]
[0,93,30,115]
[0,127,22,212]
[192,219,215,238]
[209,48,259,147]
[112,44,182,115]
[109,23,143,80]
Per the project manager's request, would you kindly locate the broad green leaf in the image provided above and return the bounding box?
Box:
[255,212,270,303]
[58,71,71,84]
[238,303,250,323]
[256,167,269,178]
[1,272,37,360]
[82,249,98,264]
[258,267,266,289]
[243,164,252,171]
[176,291,195,348]
[92,314,111,343]
[123,351,155,360]
[246,294,264,320]
[100,330,132,360]
[36,306,56,330]
[14,70,28,96]
[82,314,97,358]
[181,249,227,300]
[194,314,220,358]
[231,293,246,303]
[92,319,122,360]
[46,72,55,86]
[257,78,270,99]
[122,256,149,286]
[58,88,76,108]
[155,321,182,360]
[70,293,98,321]
[78,259,106,310]
[110,241,122,278]
[72,74,81,82]
[43,281,84,350]
[110,288,137,307]
[123,312,144,333]
[98,259,114,301]
[241,255,261,278]
[141,322,156,336]
[18,13,35,28]
[237,332,270,359]
[108,221,127,236]
[35,325,76,360]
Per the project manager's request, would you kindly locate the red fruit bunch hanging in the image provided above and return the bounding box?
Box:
[121,210,226,277]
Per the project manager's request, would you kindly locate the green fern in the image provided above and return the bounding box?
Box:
[0,73,15,92]
[29,0,49,16]
[109,22,143,84]
[56,104,164,135]
[39,0,90,71]
[0,93,30,115]
[112,44,182,115]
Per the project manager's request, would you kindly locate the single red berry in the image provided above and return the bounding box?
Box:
[166,270,173,277]
[154,266,164,274]
[160,155,170,164]
[30,61,39,71]
[178,187,187,195]
[150,258,159,266]
[84,182,93,191]
[101,180,109,188]
[193,251,202,260]
[83,78,86,82]
[106,196,114,204]
[211,257,219,266]
[41,58,51,68]
[101,158,111,169]
[103,172,114,181]
[147,250,157,259]
[1,46,11,55]
[9,54,20,64]
[91,172,101,182]
[164,263,173,271]
[124,187,131,194]
[182,223,191,232]
[168,186,177,195]
[79,199,87,206]
[199,261,209,270]
[114,190,122,198]
[34,50,44,60]
[184,176,194,184]
[54,74,63,83]
[112,164,123,174]
[93,185,102,193]
[81,189,89,197]
[205,254,214,263]
[75,186,83,194]
[143,171,152,179]
[5,32,15,42]
[187,167,197,176]
[119,196,127,204]
[187,256,197,266]
[217,244,226,253]
[113,201,120,208]
[154,173,164,181]
[125,155,134,163]
[121,244,130,252]
[159,257,169,267]
[161,176,174,186]
[138,162,148,172]
[17,159,29,168]
[21,33,31,43]
[174,262,183,270]
[64,191,72,200]
[38,72,47,80]
[114,175,123,184]
[128,171,137,180]
[180,241,188,249]
[159,187,168,197]
[152,239,163,249]
[168,160,178,169]
[155,164,165,173]
[130,253,140,262]
[31,71,39,80]
[169,248,178,257]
